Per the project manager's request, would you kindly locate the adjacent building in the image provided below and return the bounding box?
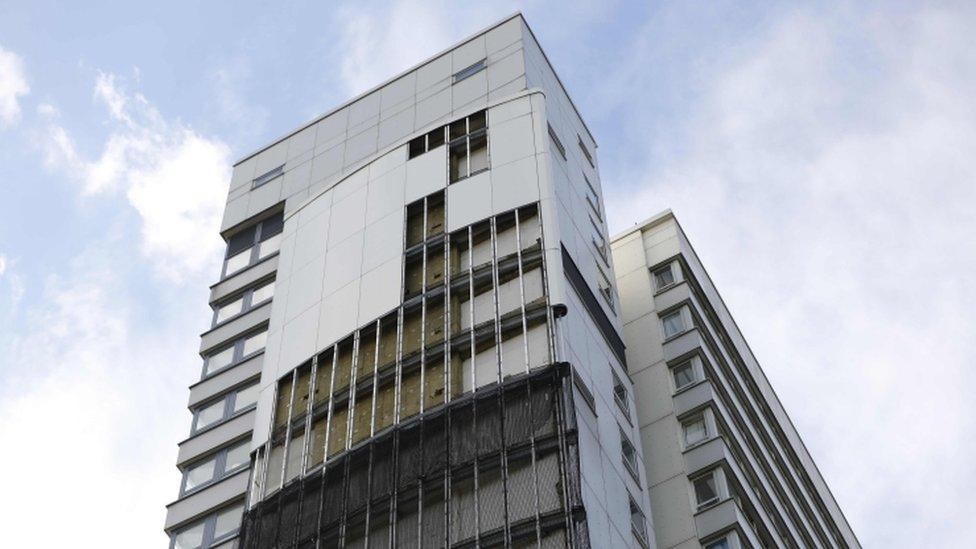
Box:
[164,12,858,549]
[610,212,860,549]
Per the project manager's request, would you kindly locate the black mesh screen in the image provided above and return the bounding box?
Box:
[240,365,587,549]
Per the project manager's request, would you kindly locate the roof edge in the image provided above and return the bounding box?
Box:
[610,208,675,243]
[232,11,525,167]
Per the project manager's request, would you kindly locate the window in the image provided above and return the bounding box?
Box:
[453,58,486,83]
[223,212,283,277]
[172,521,205,549]
[630,497,649,547]
[683,414,709,446]
[672,360,697,391]
[252,165,284,189]
[170,502,244,549]
[548,123,566,160]
[654,264,675,290]
[181,440,251,496]
[612,371,630,420]
[661,310,686,339]
[408,126,446,159]
[583,174,603,222]
[191,383,259,434]
[693,471,721,508]
[597,263,615,311]
[578,135,595,168]
[213,503,244,541]
[705,538,731,549]
[212,278,277,327]
[620,429,641,481]
[202,328,268,378]
[449,110,488,182]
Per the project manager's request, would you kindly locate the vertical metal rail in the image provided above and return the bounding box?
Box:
[315,347,339,546]
[488,216,513,546]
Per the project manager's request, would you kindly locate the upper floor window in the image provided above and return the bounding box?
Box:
[548,123,567,160]
[202,328,268,378]
[654,264,676,290]
[661,308,689,339]
[171,502,244,549]
[597,263,615,311]
[453,58,486,83]
[692,468,728,510]
[682,413,709,447]
[578,135,595,168]
[705,538,732,549]
[181,439,251,496]
[612,370,631,420]
[620,428,641,482]
[251,165,284,189]
[191,383,259,434]
[629,496,649,547]
[671,359,699,391]
[449,110,488,182]
[408,125,446,158]
[212,278,276,327]
[223,212,283,278]
[572,370,597,416]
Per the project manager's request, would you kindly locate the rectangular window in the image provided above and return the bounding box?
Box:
[183,456,217,493]
[408,126,447,159]
[630,497,649,547]
[654,264,675,290]
[203,328,268,379]
[192,383,258,435]
[578,135,595,168]
[661,310,686,339]
[620,429,641,482]
[252,165,284,189]
[453,58,486,83]
[683,414,709,447]
[193,400,226,432]
[448,110,488,183]
[213,296,244,325]
[180,440,251,496]
[672,360,697,390]
[224,441,250,472]
[251,279,275,305]
[705,539,731,549]
[597,264,615,311]
[233,384,259,412]
[548,123,566,160]
[212,279,276,328]
[172,521,205,549]
[212,503,244,541]
[694,472,720,508]
[223,212,284,277]
[612,371,631,420]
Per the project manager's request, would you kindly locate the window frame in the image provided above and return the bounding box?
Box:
[577,134,596,168]
[251,165,284,189]
[190,382,260,435]
[671,357,702,392]
[170,501,245,549]
[653,263,677,291]
[180,439,252,497]
[221,213,283,279]
[201,327,269,379]
[692,467,728,510]
[572,370,597,416]
[681,412,710,448]
[211,278,276,328]
[620,427,642,483]
[448,110,489,183]
[629,495,650,548]
[452,58,486,83]
[611,370,631,422]
[661,307,691,340]
[548,123,567,160]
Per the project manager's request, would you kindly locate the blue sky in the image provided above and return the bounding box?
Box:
[1,1,974,546]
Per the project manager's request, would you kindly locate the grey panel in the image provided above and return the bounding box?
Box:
[200,302,272,355]
[682,436,729,476]
[177,410,255,467]
[209,256,278,304]
[188,355,263,408]
[672,380,715,419]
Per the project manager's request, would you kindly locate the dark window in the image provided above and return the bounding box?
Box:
[453,59,486,83]
[578,135,595,168]
[252,165,284,189]
[548,124,566,160]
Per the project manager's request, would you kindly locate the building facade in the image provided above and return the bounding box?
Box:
[610,212,860,549]
[164,12,859,549]
[166,14,655,549]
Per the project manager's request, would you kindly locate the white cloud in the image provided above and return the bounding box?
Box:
[36,72,230,282]
[0,244,202,548]
[0,253,6,277]
[0,45,29,127]
[334,0,512,96]
[606,5,976,546]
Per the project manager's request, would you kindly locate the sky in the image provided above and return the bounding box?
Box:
[0,0,973,546]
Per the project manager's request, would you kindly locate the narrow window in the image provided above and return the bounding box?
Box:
[573,371,597,415]
[251,279,275,305]
[672,360,697,390]
[252,165,284,189]
[654,264,675,290]
[578,135,595,168]
[612,371,630,419]
[694,472,720,508]
[597,263,615,310]
[453,58,486,83]
[224,441,250,472]
[630,497,649,547]
[661,310,686,338]
[204,346,235,376]
[620,429,641,481]
[705,539,731,549]
[172,521,205,549]
[548,123,566,160]
[213,296,244,325]
[683,414,708,446]
[222,211,283,277]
